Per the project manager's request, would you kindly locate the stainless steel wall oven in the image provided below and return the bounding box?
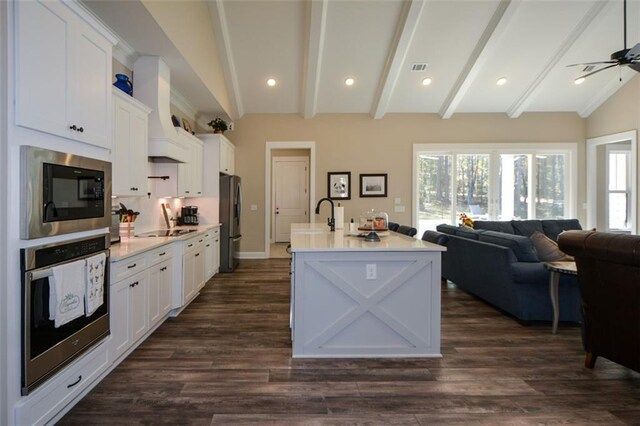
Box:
[21,146,112,239]
[21,234,110,395]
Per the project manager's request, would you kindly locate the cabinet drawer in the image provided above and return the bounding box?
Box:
[15,341,110,426]
[111,254,147,283]
[184,234,205,254]
[147,244,173,266]
[203,228,220,240]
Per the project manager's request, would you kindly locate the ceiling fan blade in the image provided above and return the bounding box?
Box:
[625,43,640,60]
[576,63,620,79]
[629,63,640,72]
[566,60,618,67]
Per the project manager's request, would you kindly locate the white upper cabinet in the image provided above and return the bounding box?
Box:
[14,0,117,148]
[219,136,235,175]
[112,88,151,197]
[197,133,235,197]
[177,130,203,197]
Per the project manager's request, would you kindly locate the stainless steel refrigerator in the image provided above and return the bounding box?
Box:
[220,175,241,272]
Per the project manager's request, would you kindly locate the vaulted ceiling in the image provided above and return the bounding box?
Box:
[86,0,640,122]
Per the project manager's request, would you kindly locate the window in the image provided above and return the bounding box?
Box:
[413,143,576,236]
[607,149,631,231]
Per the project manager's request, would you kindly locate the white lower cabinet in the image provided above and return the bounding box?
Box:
[14,341,110,426]
[109,244,173,361]
[204,228,220,281]
[182,234,205,301]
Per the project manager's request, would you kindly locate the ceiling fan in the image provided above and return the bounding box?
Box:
[568,0,640,80]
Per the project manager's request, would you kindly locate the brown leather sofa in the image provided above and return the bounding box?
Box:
[558,230,640,373]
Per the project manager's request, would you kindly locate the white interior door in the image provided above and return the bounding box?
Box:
[273,157,309,242]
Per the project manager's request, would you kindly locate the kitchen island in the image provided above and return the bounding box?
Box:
[289,223,445,358]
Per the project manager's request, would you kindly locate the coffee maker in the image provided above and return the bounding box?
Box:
[180,206,199,225]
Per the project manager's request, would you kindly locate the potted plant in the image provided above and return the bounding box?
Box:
[207,117,228,134]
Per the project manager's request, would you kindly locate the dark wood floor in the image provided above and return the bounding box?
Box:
[60,259,640,425]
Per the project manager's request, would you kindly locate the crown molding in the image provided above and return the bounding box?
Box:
[112,38,138,70]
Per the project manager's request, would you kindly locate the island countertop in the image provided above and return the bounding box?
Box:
[290,223,445,252]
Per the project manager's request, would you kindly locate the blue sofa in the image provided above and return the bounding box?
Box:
[436,220,582,323]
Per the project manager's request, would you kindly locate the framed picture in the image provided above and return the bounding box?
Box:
[359,173,387,197]
[328,172,351,200]
[182,118,193,134]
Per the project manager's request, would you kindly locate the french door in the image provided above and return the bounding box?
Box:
[414,144,576,235]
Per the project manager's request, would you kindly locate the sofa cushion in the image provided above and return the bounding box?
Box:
[530,231,573,261]
[473,221,514,234]
[455,227,481,240]
[541,219,582,241]
[436,224,458,236]
[421,230,449,246]
[478,230,539,262]
[511,220,544,237]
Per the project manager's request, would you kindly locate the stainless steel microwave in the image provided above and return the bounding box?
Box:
[21,146,112,239]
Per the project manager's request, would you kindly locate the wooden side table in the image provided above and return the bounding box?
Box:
[544,261,578,333]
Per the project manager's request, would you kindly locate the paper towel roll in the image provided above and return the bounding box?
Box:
[334,206,344,229]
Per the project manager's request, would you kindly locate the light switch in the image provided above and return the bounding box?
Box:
[366,264,377,280]
[250,204,258,211]
[395,197,401,204]
[394,205,405,213]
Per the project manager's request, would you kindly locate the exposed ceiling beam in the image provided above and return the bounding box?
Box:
[370,0,425,119]
[207,0,243,120]
[507,1,610,118]
[439,0,519,119]
[302,0,328,119]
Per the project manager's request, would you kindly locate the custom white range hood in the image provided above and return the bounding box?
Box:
[133,56,188,163]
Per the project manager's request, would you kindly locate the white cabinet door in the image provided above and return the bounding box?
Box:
[220,139,235,175]
[69,23,112,148]
[182,251,197,303]
[194,246,206,292]
[213,236,220,274]
[177,133,203,197]
[14,0,114,148]
[205,237,214,281]
[129,272,149,343]
[112,90,150,196]
[148,258,172,327]
[109,276,133,361]
[110,269,146,360]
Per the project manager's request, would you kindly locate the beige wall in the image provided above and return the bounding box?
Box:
[587,76,640,138]
[232,112,587,253]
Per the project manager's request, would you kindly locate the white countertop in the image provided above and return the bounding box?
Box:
[290,223,445,252]
[110,224,220,261]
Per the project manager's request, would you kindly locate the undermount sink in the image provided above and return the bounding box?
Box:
[136,229,198,238]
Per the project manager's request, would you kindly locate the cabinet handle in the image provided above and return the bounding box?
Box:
[206,244,210,247]
[159,252,166,256]
[69,124,77,131]
[187,244,193,247]
[195,253,200,257]
[78,126,84,133]
[127,263,137,269]
[199,239,203,243]
[185,191,190,194]
[67,375,82,389]
[129,281,138,288]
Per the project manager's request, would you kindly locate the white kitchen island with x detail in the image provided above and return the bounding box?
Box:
[289,223,445,358]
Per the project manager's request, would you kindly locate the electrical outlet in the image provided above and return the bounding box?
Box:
[366,264,377,280]
[395,197,401,204]
[250,204,258,211]
[394,205,405,213]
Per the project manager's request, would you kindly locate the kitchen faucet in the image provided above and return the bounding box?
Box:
[315,198,335,231]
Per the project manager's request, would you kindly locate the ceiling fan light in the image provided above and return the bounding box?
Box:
[574,77,586,85]
[345,77,355,86]
[266,78,277,87]
[496,77,507,86]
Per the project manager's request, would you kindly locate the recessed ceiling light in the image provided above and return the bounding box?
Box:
[574,77,585,85]
[345,77,355,86]
[266,78,277,87]
[496,77,507,86]
[422,77,432,86]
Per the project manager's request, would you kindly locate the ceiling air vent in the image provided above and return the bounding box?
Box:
[582,65,595,72]
[411,63,428,72]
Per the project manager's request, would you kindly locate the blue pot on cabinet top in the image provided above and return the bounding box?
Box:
[113,74,133,96]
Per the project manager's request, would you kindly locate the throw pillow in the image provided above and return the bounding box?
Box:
[530,231,574,261]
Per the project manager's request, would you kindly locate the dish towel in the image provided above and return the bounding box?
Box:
[49,259,85,328]
[85,252,106,316]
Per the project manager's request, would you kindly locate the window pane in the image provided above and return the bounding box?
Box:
[498,154,529,220]
[608,152,627,191]
[418,155,452,231]
[536,154,566,218]
[608,192,628,229]
[455,154,489,218]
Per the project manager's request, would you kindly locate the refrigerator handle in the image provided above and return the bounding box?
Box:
[236,182,242,221]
